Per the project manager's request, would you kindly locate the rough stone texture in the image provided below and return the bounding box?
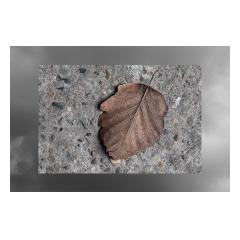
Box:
[38,65,201,174]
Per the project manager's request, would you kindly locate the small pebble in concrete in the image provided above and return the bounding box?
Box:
[79,68,86,73]
[52,101,65,109]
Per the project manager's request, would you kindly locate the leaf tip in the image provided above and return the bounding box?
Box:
[111,159,122,165]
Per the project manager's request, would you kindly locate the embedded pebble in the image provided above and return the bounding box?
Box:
[52,101,65,109]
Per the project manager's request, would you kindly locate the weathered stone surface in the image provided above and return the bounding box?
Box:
[38,65,201,174]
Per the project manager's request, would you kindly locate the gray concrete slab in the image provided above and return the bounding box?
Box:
[38,65,201,173]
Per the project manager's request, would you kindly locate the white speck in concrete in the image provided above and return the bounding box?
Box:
[173,97,181,109]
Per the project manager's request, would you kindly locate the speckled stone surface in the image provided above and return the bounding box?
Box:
[38,65,201,174]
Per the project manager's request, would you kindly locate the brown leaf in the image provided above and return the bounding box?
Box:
[98,83,168,162]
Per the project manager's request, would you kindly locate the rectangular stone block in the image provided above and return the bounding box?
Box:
[38,65,201,174]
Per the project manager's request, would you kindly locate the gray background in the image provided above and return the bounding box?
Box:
[10,46,230,191]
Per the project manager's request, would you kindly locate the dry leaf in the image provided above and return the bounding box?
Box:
[98,83,168,162]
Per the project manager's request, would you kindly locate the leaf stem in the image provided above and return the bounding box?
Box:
[147,69,159,86]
